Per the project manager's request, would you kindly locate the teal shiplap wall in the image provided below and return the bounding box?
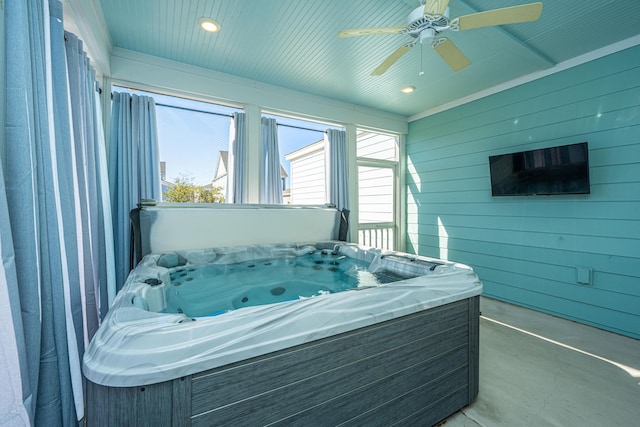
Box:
[406,45,640,339]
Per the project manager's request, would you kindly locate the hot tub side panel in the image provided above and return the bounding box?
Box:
[85,373,192,426]
[85,297,480,426]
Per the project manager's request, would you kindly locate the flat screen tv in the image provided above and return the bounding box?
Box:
[489,142,590,196]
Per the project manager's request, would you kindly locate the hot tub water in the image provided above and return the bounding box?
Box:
[164,249,406,317]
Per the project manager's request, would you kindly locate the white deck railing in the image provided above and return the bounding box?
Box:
[358,223,395,251]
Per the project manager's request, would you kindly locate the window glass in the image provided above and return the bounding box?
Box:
[113,86,242,202]
[356,130,398,250]
[263,113,342,204]
[358,166,394,223]
[356,131,397,161]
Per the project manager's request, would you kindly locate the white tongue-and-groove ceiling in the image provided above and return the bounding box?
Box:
[72,0,640,117]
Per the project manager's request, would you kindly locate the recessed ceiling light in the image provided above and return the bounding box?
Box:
[401,86,415,94]
[199,18,220,33]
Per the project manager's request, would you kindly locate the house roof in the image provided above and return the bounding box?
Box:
[285,140,325,161]
[214,151,229,180]
[214,150,288,180]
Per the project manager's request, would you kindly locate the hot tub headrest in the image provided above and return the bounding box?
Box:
[131,204,344,263]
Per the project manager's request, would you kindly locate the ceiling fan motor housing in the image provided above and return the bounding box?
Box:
[405,5,451,41]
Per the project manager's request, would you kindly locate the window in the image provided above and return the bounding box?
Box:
[113,86,242,202]
[357,131,399,250]
[358,166,394,223]
[110,88,367,210]
[357,131,397,161]
[264,113,342,204]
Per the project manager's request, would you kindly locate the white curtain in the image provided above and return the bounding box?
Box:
[1,0,113,424]
[0,164,31,425]
[260,117,283,204]
[64,31,116,341]
[108,92,160,289]
[227,112,246,203]
[325,129,350,211]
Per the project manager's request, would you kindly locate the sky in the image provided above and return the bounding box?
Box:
[156,102,233,185]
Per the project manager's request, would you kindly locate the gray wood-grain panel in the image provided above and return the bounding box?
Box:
[172,376,192,427]
[86,376,190,427]
[384,385,470,427]
[268,351,469,426]
[192,336,468,426]
[192,299,469,413]
[468,295,480,402]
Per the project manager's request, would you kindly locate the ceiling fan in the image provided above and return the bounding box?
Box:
[338,0,543,75]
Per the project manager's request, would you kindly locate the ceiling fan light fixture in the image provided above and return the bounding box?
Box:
[199,18,221,33]
[419,28,436,43]
[401,86,416,94]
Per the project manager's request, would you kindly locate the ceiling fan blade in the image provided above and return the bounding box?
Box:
[371,44,413,76]
[338,26,406,38]
[456,2,543,30]
[432,37,471,72]
[423,0,450,16]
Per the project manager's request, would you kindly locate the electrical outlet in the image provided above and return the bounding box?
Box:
[576,266,593,286]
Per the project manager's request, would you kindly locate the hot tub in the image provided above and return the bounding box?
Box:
[84,241,482,426]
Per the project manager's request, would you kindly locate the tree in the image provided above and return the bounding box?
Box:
[163,174,225,203]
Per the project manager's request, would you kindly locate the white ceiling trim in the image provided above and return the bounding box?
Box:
[409,34,640,122]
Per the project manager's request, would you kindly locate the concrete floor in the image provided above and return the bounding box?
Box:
[443,297,640,427]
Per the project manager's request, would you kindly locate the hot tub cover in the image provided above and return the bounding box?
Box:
[83,243,482,386]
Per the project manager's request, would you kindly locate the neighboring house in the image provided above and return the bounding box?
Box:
[285,140,326,205]
[160,179,175,198]
[282,188,291,205]
[286,137,395,225]
[278,165,289,204]
[160,161,175,200]
[212,150,229,198]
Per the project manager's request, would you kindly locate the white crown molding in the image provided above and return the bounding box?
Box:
[409,34,640,122]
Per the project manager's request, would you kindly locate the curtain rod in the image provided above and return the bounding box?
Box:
[110,93,335,134]
[109,93,234,118]
[277,123,326,134]
[155,102,233,118]
[153,106,327,132]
